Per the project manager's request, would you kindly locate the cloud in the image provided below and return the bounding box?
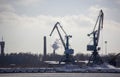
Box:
[0,0,120,54]
[13,0,44,6]
[88,5,108,17]
[102,20,120,53]
[0,7,93,54]
[0,4,15,12]
[116,0,120,4]
[105,20,120,32]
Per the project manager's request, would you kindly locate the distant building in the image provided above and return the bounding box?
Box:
[0,40,5,56]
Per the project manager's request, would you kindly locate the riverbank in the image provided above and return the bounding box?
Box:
[0,67,120,73]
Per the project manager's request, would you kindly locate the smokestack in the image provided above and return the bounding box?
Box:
[53,49,55,56]
[43,36,47,60]
[0,38,5,56]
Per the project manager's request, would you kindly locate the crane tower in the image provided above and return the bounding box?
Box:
[87,10,104,66]
[50,22,75,64]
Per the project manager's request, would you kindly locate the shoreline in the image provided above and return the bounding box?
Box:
[0,67,120,73]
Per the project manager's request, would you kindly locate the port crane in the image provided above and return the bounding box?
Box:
[87,10,104,66]
[50,22,75,64]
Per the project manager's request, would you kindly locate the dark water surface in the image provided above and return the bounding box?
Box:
[0,73,120,77]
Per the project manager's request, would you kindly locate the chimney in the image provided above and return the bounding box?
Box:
[0,41,5,56]
[43,36,47,60]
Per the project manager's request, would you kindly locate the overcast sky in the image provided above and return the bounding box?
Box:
[0,0,120,55]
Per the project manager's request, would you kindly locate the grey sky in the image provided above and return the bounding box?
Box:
[0,0,120,55]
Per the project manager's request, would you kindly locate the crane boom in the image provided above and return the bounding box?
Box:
[87,10,104,51]
[49,22,58,36]
[49,22,66,49]
[96,10,104,46]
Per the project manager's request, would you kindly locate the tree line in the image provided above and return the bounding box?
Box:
[0,52,120,67]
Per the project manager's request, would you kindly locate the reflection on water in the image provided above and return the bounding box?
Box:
[0,73,120,77]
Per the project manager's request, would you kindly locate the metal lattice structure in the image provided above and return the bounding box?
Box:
[87,10,104,66]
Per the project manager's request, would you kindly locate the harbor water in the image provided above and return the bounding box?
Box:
[0,73,120,77]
